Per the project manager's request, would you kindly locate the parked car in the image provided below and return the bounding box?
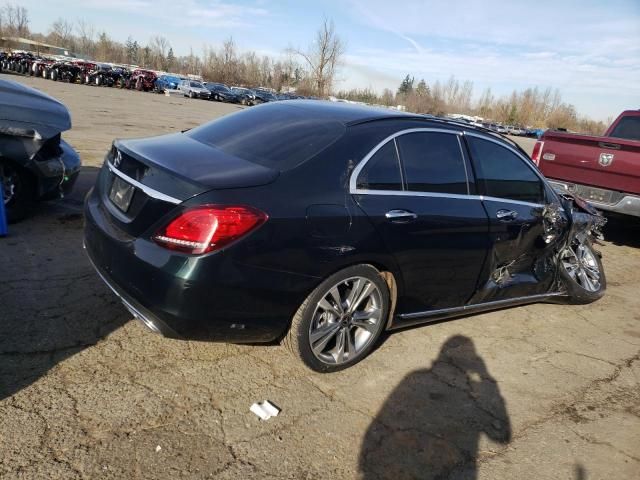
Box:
[253,88,278,103]
[230,86,257,105]
[154,74,183,93]
[0,79,81,222]
[85,64,119,86]
[84,101,606,372]
[128,69,157,91]
[205,83,240,103]
[48,61,82,83]
[532,110,640,218]
[179,80,211,99]
[110,67,132,88]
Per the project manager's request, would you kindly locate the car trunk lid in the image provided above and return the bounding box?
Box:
[97,133,279,237]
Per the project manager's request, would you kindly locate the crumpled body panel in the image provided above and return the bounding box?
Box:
[469,194,605,305]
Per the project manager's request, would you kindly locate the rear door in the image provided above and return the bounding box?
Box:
[465,133,562,302]
[352,128,490,314]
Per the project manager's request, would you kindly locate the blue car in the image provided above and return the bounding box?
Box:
[154,75,183,93]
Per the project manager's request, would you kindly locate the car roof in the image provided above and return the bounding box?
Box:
[269,100,423,126]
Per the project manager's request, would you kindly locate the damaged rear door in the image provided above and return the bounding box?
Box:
[465,134,566,302]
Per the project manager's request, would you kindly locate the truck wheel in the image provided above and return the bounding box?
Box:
[85,75,91,84]
[51,70,58,81]
[96,76,102,86]
[1,161,35,224]
[559,237,606,304]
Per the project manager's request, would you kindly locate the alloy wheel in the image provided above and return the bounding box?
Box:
[309,276,383,365]
[560,239,601,292]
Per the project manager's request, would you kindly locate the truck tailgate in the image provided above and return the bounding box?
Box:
[539,132,640,195]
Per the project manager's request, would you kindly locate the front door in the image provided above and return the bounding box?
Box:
[464,133,565,302]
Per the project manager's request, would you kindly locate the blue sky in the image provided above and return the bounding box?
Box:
[16,0,640,121]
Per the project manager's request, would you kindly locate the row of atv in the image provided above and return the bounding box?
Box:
[1,52,158,91]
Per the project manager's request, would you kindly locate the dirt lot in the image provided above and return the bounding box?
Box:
[1,73,639,479]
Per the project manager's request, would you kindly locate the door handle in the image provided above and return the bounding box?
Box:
[385,209,418,222]
[496,209,518,221]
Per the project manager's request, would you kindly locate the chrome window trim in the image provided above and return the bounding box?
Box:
[392,137,405,190]
[456,135,471,195]
[351,188,544,208]
[349,127,547,208]
[349,127,465,194]
[106,160,182,205]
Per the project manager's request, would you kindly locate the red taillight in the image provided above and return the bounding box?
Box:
[154,205,267,254]
[531,141,544,166]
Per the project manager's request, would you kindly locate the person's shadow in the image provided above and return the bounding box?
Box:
[359,335,511,479]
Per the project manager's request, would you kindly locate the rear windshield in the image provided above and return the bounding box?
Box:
[186,106,345,171]
[609,116,640,141]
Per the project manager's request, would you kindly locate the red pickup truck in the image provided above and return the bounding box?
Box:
[532,110,640,218]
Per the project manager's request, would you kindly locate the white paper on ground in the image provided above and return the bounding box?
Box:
[250,400,281,420]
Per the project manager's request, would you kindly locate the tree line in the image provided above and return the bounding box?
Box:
[2,3,608,133]
[337,74,609,135]
[1,5,342,96]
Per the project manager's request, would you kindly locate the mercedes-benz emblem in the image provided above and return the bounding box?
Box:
[598,152,614,167]
[113,150,123,168]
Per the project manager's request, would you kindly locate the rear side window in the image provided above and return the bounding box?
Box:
[608,116,640,141]
[395,132,468,194]
[467,137,545,204]
[356,140,402,191]
[186,106,345,171]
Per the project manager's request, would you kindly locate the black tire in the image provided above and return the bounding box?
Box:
[189,91,195,99]
[96,76,102,86]
[559,238,606,304]
[285,264,390,372]
[51,70,58,81]
[1,161,35,223]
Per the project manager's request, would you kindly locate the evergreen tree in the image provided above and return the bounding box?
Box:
[397,74,414,95]
[416,79,430,97]
[166,47,175,71]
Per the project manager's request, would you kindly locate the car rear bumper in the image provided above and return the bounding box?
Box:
[83,187,316,342]
[548,179,640,218]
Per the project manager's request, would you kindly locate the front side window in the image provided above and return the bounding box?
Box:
[356,140,403,191]
[467,136,545,204]
[395,132,468,194]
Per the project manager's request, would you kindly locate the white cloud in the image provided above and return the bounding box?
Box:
[342,0,640,120]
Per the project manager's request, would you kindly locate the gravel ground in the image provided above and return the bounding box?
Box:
[1,73,639,479]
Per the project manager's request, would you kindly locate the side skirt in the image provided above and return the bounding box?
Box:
[388,292,567,331]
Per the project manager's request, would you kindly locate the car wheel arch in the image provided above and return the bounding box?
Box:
[284,261,400,333]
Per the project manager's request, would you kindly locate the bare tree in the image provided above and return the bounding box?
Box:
[149,35,170,69]
[2,4,29,37]
[49,18,74,49]
[291,18,345,97]
[76,19,95,57]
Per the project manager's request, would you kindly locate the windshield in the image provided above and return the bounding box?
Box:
[186,105,345,171]
[190,82,204,88]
